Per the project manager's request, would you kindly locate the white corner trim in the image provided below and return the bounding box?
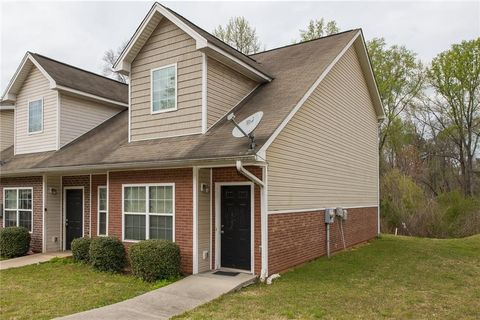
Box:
[192,167,199,274]
[258,31,361,155]
[128,80,131,143]
[42,175,46,253]
[54,85,128,108]
[201,53,208,134]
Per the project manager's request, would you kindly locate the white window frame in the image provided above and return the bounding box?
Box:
[150,63,178,114]
[27,98,44,134]
[122,183,175,242]
[3,187,34,233]
[97,186,108,236]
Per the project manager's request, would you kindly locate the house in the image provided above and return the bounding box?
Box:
[0,3,384,278]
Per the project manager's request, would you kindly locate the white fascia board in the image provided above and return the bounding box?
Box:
[356,31,385,119]
[258,31,361,155]
[1,53,56,102]
[113,3,207,74]
[206,43,272,82]
[54,85,128,108]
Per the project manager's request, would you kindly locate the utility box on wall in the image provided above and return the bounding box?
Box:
[325,208,335,224]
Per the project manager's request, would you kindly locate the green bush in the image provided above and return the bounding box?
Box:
[0,227,31,258]
[71,237,91,263]
[89,237,126,273]
[129,240,181,282]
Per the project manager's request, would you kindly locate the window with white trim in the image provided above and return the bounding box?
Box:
[98,186,108,236]
[151,65,177,113]
[3,188,33,232]
[123,184,174,241]
[28,99,43,133]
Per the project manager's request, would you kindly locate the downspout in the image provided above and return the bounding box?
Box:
[235,160,268,280]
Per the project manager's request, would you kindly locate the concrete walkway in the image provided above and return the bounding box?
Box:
[58,271,256,320]
[0,251,72,270]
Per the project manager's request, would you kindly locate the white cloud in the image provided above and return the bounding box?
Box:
[1,1,478,92]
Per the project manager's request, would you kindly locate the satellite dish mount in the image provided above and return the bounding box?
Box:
[228,111,263,151]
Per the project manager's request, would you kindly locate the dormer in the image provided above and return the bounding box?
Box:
[1,53,128,155]
[114,3,272,142]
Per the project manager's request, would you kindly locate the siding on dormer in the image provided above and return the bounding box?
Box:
[130,18,203,141]
[206,57,257,129]
[15,66,57,154]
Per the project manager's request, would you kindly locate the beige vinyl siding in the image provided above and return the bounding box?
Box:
[130,18,203,141]
[267,46,379,211]
[207,58,257,128]
[197,168,211,272]
[59,94,121,147]
[0,110,14,151]
[15,66,57,154]
[45,175,62,252]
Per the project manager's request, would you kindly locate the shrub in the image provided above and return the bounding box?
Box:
[129,240,181,282]
[0,227,31,258]
[71,237,91,263]
[89,237,126,273]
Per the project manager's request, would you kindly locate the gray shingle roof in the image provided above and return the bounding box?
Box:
[1,30,359,174]
[31,53,128,104]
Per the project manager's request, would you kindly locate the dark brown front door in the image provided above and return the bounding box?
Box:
[65,189,83,250]
[220,185,251,270]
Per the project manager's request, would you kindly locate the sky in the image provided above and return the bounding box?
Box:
[1,1,479,92]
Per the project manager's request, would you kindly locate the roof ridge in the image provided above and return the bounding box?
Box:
[30,52,128,86]
[250,29,360,56]
[158,2,263,66]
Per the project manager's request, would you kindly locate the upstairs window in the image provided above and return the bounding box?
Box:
[151,64,177,113]
[28,99,43,133]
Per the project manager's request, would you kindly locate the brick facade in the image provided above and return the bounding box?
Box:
[0,176,43,252]
[62,175,91,237]
[268,206,378,274]
[211,166,263,275]
[108,168,193,274]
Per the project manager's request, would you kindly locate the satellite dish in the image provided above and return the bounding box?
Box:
[231,111,264,138]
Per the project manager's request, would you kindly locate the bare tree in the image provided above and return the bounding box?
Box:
[102,41,128,83]
[213,17,262,54]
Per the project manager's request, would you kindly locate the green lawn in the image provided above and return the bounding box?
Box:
[177,235,480,320]
[0,258,172,320]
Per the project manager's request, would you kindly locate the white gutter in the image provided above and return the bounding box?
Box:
[235,160,264,187]
[235,160,268,280]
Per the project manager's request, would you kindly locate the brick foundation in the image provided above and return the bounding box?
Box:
[211,166,262,275]
[108,168,193,274]
[0,176,43,252]
[268,207,378,274]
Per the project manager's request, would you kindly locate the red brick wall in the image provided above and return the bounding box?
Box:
[62,176,91,237]
[90,174,107,238]
[108,168,193,274]
[211,166,262,274]
[268,207,378,274]
[0,176,43,252]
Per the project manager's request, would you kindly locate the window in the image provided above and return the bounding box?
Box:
[98,186,108,236]
[3,188,33,232]
[123,184,174,241]
[28,99,43,133]
[151,64,177,113]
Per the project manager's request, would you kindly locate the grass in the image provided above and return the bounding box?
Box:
[0,257,173,320]
[177,235,480,320]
